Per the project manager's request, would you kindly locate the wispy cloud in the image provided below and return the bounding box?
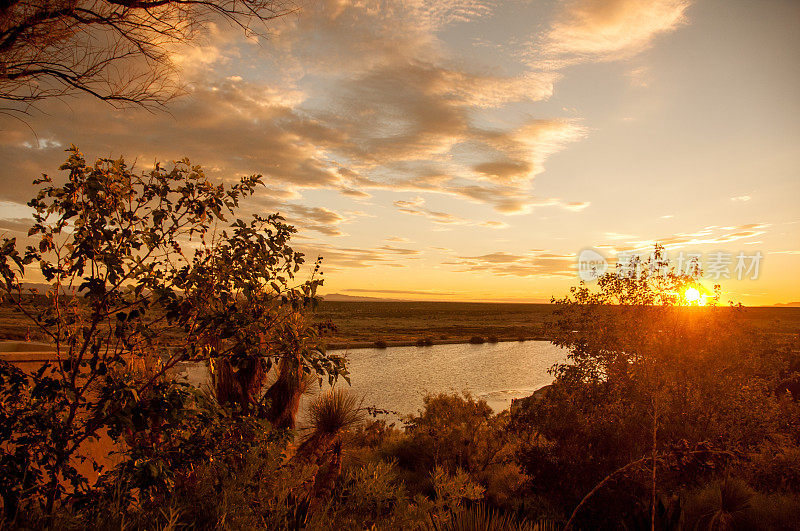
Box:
[343,288,455,296]
[393,198,466,225]
[603,223,771,253]
[444,251,576,277]
[540,0,691,64]
[392,197,518,227]
[378,245,422,256]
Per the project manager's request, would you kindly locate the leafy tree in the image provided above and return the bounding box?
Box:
[513,246,798,528]
[0,146,346,520]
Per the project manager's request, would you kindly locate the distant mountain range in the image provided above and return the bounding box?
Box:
[12,284,800,307]
[320,293,401,302]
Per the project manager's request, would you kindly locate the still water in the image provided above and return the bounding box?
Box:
[179,341,565,418]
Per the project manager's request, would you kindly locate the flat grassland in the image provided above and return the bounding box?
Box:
[312,301,800,349]
[2,299,799,350]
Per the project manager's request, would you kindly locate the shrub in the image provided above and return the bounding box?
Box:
[487,336,499,343]
[416,337,434,347]
[0,148,346,522]
[681,478,800,531]
[469,336,486,344]
[375,340,388,349]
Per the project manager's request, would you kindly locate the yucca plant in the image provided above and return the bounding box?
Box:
[687,478,755,530]
[210,312,328,430]
[296,389,364,462]
[209,353,268,410]
[428,504,542,531]
[261,354,319,429]
[294,389,364,508]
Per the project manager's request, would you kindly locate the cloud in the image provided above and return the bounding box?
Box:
[283,204,347,237]
[542,0,691,63]
[480,220,509,229]
[731,195,751,202]
[445,251,576,277]
[378,245,422,256]
[605,223,771,252]
[390,197,531,228]
[448,183,590,214]
[339,188,371,199]
[0,80,352,203]
[298,241,427,271]
[0,217,33,235]
[0,0,615,229]
[393,198,466,225]
[343,288,455,296]
[627,66,651,88]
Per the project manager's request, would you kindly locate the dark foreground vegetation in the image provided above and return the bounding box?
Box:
[0,150,799,529]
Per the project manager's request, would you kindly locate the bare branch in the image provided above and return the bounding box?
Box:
[0,0,297,110]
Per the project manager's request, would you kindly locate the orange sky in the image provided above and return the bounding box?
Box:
[1,0,798,305]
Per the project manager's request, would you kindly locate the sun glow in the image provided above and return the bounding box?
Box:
[683,287,706,306]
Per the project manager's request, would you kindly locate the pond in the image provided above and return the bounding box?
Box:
[179,340,566,420]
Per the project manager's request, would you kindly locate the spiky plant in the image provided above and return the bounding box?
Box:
[210,354,267,410]
[209,312,326,429]
[261,355,307,429]
[296,389,364,460]
[261,313,327,429]
[691,478,754,530]
[294,389,364,508]
[428,504,540,531]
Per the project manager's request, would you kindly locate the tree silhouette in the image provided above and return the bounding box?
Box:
[0,0,295,113]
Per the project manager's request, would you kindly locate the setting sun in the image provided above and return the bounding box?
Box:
[684,287,706,306]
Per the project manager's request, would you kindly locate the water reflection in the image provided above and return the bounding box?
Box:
[179,341,565,420]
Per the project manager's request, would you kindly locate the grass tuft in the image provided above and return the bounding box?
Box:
[307,388,365,435]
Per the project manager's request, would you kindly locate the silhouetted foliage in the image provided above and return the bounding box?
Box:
[512,246,800,528]
[0,0,296,113]
[0,146,346,521]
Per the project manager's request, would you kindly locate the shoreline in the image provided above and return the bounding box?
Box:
[0,337,554,362]
[323,336,551,351]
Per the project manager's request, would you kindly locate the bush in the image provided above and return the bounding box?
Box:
[416,337,434,347]
[683,478,800,530]
[0,148,345,523]
[381,393,524,510]
[375,340,388,349]
[487,336,499,343]
[469,336,486,344]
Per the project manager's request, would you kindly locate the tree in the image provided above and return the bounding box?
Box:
[0,146,346,519]
[513,246,795,528]
[0,0,295,113]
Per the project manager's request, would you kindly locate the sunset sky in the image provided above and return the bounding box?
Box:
[0,0,798,305]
